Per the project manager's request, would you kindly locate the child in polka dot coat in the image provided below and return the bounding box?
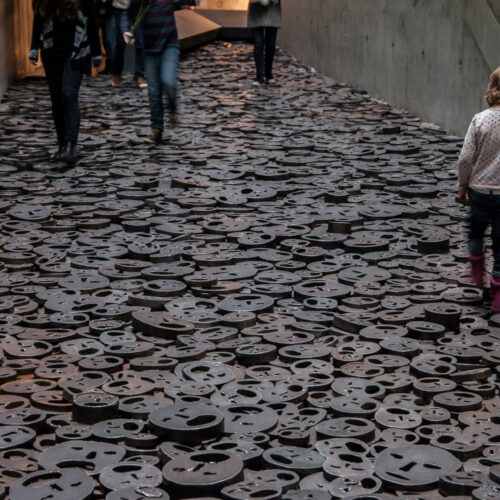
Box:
[458,66,500,312]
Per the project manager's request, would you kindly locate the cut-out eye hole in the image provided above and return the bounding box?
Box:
[24,471,63,487]
[249,490,279,498]
[191,452,228,464]
[0,470,22,478]
[423,463,441,469]
[387,408,409,415]
[56,460,94,471]
[387,471,409,481]
[437,435,454,444]
[346,442,366,453]
[186,415,217,427]
[113,464,141,473]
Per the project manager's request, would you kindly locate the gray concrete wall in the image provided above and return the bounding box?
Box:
[279,0,500,136]
[0,0,14,101]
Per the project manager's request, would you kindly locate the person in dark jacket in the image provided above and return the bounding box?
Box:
[111,0,147,88]
[122,0,195,143]
[29,0,102,165]
[97,0,114,74]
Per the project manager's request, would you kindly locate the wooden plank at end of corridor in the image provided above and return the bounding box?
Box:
[176,10,222,50]
[198,0,249,10]
[13,0,44,78]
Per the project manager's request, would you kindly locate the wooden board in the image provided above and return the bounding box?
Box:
[175,10,221,50]
[198,0,249,10]
[196,9,251,40]
[13,0,44,78]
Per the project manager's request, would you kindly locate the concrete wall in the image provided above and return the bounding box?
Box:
[279,0,500,136]
[0,0,14,101]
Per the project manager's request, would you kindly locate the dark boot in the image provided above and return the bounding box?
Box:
[169,109,179,127]
[52,142,65,161]
[59,142,77,165]
[491,276,500,314]
[145,126,162,144]
[468,253,485,288]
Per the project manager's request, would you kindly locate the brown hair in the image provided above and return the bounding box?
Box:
[32,0,78,22]
[486,67,500,106]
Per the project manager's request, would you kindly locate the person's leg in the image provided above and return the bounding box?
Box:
[58,57,83,164]
[490,194,500,278]
[143,53,163,136]
[41,54,65,148]
[160,45,180,113]
[468,190,491,257]
[112,8,125,81]
[104,8,116,73]
[252,27,264,82]
[264,27,278,81]
[61,58,83,144]
[468,189,491,288]
[490,196,500,312]
[134,26,146,81]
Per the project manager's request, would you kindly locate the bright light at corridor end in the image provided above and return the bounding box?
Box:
[197,0,249,9]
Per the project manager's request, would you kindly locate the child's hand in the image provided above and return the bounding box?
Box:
[457,187,468,203]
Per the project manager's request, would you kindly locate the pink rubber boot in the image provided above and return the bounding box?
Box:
[468,254,485,287]
[491,276,500,313]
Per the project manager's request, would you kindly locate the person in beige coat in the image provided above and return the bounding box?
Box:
[247,0,281,85]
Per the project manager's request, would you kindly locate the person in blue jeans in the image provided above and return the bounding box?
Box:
[121,0,195,143]
[111,0,147,88]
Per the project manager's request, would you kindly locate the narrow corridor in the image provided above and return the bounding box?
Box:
[0,41,493,498]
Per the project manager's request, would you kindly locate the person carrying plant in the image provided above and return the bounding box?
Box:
[121,0,195,143]
[110,0,147,88]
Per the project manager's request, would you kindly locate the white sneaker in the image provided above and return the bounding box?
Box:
[252,80,261,86]
[267,78,276,84]
[136,77,148,89]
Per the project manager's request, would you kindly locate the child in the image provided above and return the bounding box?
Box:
[458,66,500,312]
[121,0,195,143]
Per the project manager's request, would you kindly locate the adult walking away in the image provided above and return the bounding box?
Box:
[29,0,102,165]
[122,0,195,143]
[248,0,281,86]
[110,0,147,88]
[458,66,500,312]
[99,0,115,74]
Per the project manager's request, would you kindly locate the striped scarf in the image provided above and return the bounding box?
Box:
[37,11,90,61]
